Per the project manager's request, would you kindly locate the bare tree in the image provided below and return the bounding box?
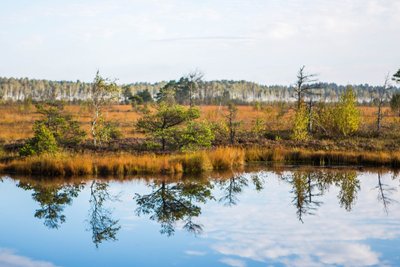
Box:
[294,66,318,109]
[186,69,204,106]
[376,74,392,134]
[375,173,397,214]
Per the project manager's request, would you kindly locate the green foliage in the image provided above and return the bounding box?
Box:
[97,120,122,143]
[314,87,360,137]
[20,123,59,156]
[291,103,309,141]
[226,102,241,144]
[393,69,400,83]
[90,72,121,146]
[35,102,86,147]
[333,86,360,136]
[130,89,153,106]
[178,121,215,151]
[156,82,177,104]
[252,118,266,138]
[156,72,202,106]
[136,103,201,150]
[390,92,400,116]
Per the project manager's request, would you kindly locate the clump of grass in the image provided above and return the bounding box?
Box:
[209,147,245,170]
[1,154,93,176]
[177,152,212,173]
[243,147,400,167]
[1,146,400,178]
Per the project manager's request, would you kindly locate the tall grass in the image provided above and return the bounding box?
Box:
[0,147,245,177]
[208,147,245,170]
[1,146,399,177]
[244,146,400,167]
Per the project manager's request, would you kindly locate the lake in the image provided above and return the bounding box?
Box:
[0,167,399,267]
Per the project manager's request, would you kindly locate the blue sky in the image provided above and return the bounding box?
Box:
[0,0,399,85]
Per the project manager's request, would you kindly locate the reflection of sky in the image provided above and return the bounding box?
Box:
[0,171,399,267]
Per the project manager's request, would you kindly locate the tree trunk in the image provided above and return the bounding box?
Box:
[377,103,382,134]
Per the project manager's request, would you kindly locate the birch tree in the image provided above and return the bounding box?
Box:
[89,71,120,146]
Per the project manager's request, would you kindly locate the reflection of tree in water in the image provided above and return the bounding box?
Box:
[285,170,361,222]
[18,181,83,229]
[134,180,213,236]
[288,172,323,223]
[335,172,360,211]
[88,180,121,248]
[374,172,397,214]
[218,174,248,206]
[218,173,266,206]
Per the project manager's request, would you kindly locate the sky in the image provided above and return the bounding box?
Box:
[0,0,399,85]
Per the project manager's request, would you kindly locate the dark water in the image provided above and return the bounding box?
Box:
[0,167,399,267]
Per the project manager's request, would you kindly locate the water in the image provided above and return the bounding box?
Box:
[0,167,399,267]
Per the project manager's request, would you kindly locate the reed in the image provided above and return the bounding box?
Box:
[1,146,399,177]
[0,149,242,177]
[244,147,400,167]
[208,147,245,170]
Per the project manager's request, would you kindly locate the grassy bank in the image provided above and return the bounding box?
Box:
[1,146,400,177]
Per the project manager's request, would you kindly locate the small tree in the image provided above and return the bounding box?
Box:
[334,86,360,136]
[136,104,200,151]
[20,123,59,156]
[35,102,86,147]
[226,102,241,145]
[291,103,309,141]
[178,121,215,151]
[89,71,120,146]
[156,81,177,104]
[390,92,400,117]
[375,75,392,134]
[130,89,153,106]
[186,70,204,106]
[251,117,266,139]
[393,69,400,83]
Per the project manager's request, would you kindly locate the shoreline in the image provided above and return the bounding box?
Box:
[1,146,399,178]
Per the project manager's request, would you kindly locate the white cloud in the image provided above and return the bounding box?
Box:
[220,257,246,267]
[0,0,399,84]
[0,249,59,267]
[199,171,400,266]
[185,250,207,256]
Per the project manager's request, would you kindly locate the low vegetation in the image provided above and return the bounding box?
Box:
[0,69,399,177]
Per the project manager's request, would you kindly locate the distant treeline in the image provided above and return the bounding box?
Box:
[0,76,397,104]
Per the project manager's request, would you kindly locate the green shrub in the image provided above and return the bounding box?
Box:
[291,103,309,141]
[20,123,59,156]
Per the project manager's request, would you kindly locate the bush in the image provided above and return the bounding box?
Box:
[20,123,59,156]
[178,121,215,151]
[291,103,309,141]
[97,120,122,143]
[334,86,360,136]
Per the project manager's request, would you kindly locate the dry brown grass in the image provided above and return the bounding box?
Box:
[1,145,399,177]
[0,103,398,142]
[244,146,400,167]
[0,147,246,177]
[208,147,245,170]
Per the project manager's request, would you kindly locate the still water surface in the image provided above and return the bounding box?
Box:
[0,167,399,267]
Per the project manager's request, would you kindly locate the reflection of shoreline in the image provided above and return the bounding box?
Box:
[2,169,399,266]
[203,172,400,267]
[3,164,397,185]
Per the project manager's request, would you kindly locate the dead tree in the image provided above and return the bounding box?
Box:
[186,70,204,107]
[294,66,318,109]
[376,74,392,135]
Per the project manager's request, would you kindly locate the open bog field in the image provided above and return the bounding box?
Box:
[0,103,397,142]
